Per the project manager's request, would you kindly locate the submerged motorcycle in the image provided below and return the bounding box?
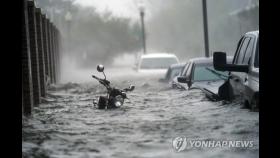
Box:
[92,65,135,109]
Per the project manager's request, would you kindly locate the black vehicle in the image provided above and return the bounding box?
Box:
[172,57,232,101]
[159,63,185,83]
[213,30,259,110]
[92,65,135,109]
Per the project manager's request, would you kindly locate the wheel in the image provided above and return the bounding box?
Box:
[98,96,107,109]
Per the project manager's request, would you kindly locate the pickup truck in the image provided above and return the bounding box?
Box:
[213,30,259,111]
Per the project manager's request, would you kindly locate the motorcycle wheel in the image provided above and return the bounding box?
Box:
[98,96,107,109]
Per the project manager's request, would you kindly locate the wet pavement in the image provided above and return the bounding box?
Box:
[22,69,259,158]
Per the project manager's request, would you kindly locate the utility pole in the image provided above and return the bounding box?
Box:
[139,4,146,54]
[65,11,72,52]
[202,0,210,57]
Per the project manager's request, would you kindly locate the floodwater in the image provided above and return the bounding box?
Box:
[22,68,259,158]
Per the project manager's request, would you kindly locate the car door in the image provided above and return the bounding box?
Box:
[245,35,259,104]
[230,35,255,97]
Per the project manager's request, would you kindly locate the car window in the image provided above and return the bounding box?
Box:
[233,37,244,63]
[140,57,178,69]
[193,64,228,81]
[235,37,250,64]
[243,37,255,65]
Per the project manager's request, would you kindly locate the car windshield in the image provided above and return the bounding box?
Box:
[140,57,178,69]
[193,64,228,81]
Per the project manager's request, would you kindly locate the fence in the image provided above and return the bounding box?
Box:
[22,0,61,116]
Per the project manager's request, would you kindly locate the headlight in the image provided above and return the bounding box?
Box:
[114,95,124,107]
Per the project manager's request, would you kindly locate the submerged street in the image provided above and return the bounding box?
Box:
[22,69,259,158]
[22,0,259,157]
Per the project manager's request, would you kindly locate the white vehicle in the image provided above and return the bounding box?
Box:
[136,53,179,74]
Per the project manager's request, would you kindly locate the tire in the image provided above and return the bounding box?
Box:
[98,96,107,109]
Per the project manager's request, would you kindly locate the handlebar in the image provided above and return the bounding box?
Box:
[92,75,134,92]
[92,75,103,81]
[92,75,110,88]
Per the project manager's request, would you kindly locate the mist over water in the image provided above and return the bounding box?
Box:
[60,53,137,83]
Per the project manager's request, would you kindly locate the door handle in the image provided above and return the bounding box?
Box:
[244,77,248,82]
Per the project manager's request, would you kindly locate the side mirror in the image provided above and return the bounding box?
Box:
[213,52,227,71]
[97,65,104,72]
[177,76,189,83]
[213,52,249,73]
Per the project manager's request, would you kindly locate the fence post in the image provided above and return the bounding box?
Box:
[47,20,54,84]
[22,0,34,115]
[56,28,61,83]
[41,15,51,87]
[56,30,61,83]
[53,27,58,83]
[51,23,57,83]
[35,8,46,97]
[27,0,41,106]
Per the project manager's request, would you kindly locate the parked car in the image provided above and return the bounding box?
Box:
[159,63,185,83]
[171,57,233,100]
[136,53,179,74]
[213,30,259,110]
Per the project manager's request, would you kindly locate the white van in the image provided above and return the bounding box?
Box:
[136,53,179,74]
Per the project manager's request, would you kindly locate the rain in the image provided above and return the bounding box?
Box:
[22,0,259,157]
